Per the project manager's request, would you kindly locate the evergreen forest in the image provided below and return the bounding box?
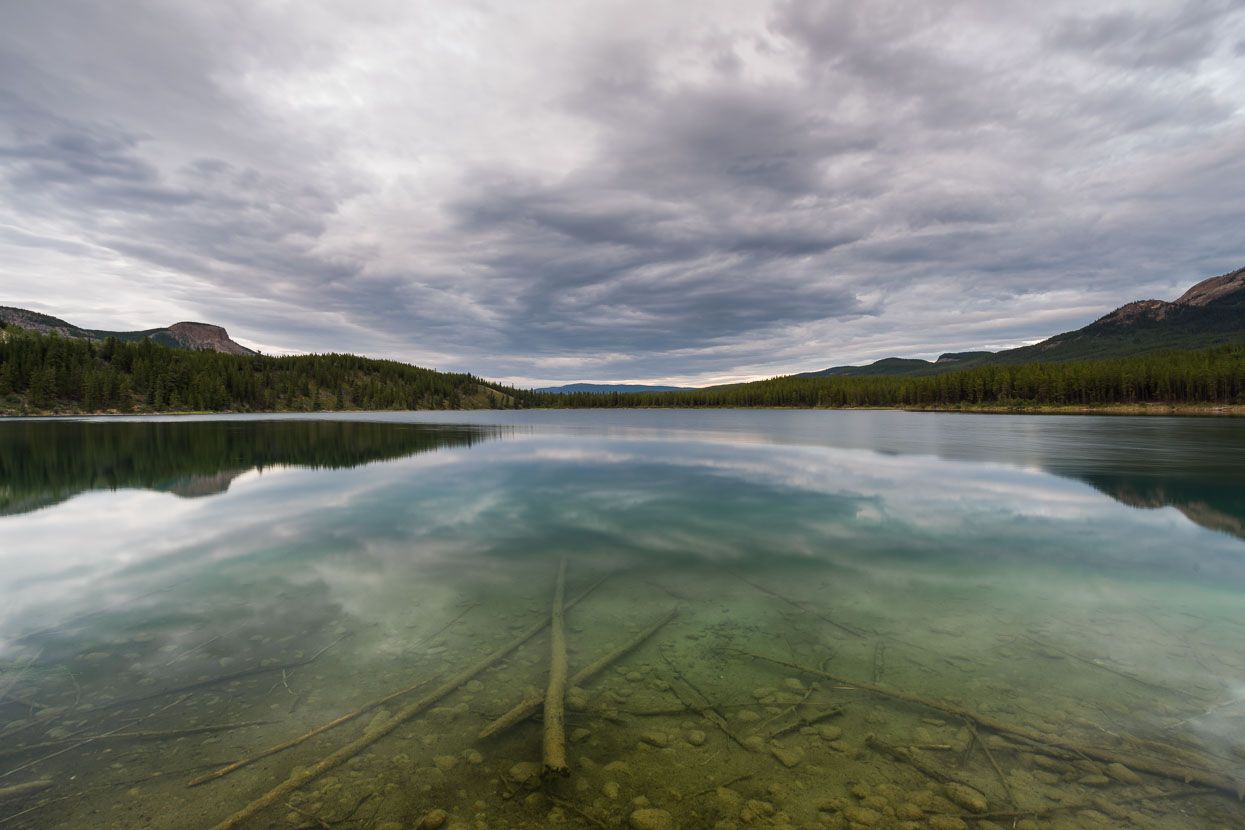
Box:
[0,323,526,414]
[530,342,1245,410]
[2,321,1244,415]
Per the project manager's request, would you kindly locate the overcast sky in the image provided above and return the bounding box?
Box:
[2,1,1243,387]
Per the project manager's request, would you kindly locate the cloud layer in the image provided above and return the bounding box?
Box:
[2,0,1243,385]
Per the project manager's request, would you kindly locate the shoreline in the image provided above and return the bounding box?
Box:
[4,402,1245,418]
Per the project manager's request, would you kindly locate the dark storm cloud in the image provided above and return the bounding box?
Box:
[440,42,888,357]
[0,1,1243,383]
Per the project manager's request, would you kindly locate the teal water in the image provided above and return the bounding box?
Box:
[1,411,1243,829]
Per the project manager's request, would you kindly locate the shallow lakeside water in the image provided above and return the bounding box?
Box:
[1,410,1243,830]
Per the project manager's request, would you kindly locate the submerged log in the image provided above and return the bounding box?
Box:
[187,686,428,788]
[479,607,678,739]
[2,721,273,762]
[205,572,611,830]
[542,558,570,777]
[659,648,750,752]
[0,779,53,803]
[745,651,1245,801]
[722,567,866,638]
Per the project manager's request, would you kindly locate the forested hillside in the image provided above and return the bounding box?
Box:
[5,320,1244,416]
[533,343,1245,409]
[795,265,1245,378]
[0,323,528,414]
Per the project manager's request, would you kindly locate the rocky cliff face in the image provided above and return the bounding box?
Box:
[161,322,254,355]
[0,306,93,338]
[1173,265,1245,306]
[0,307,255,355]
[1092,265,1245,327]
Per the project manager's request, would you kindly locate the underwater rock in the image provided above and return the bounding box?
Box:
[746,798,774,816]
[909,790,959,814]
[842,805,883,825]
[1031,754,1069,773]
[894,802,923,820]
[604,781,620,799]
[817,724,842,741]
[687,729,706,746]
[1079,774,1111,787]
[742,735,766,752]
[416,808,447,829]
[770,744,804,768]
[859,795,889,814]
[508,761,542,788]
[927,816,968,830]
[571,727,591,743]
[945,783,987,813]
[737,710,761,723]
[1030,769,1059,785]
[432,755,457,771]
[640,730,669,748]
[781,678,805,692]
[629,808,673,830]
[1105,762,1142,785]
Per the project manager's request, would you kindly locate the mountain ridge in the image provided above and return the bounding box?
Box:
[795,265,1245,379]
[0,306,254,355]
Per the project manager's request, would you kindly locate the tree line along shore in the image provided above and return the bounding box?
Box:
[2,322,1244,416]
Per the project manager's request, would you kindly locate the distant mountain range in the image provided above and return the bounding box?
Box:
[0,306,254,355]
[796,265,1245,378]
[534,383,694,394]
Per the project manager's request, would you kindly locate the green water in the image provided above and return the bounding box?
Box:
[1,411,1243,830]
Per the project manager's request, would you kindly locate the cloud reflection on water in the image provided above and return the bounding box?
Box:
[3,422,1242,657]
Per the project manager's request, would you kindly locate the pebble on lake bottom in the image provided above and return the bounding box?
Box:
[629,807,673,830]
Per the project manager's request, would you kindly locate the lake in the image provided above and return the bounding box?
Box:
[1,410,1243,830]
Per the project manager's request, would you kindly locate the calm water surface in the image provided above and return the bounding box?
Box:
[1,411,1243,830]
